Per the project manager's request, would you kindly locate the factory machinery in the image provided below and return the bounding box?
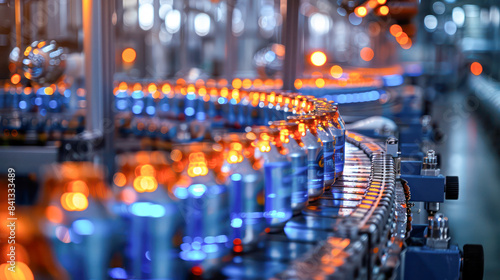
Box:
[0,0,485,279]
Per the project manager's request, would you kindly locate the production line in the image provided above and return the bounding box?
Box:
[0,0,493,279]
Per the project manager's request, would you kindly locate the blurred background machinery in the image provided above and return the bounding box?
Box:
[0,0,499,279]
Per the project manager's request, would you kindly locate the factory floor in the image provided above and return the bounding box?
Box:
[433,91,500,279]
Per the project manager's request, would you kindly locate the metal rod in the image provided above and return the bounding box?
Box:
[225,0,236,81]
[15,0,23,54]
[282,0,300,91]
[82,0,115,183]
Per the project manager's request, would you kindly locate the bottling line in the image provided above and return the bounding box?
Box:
[0,0,495,279]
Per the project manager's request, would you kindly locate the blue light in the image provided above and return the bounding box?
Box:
[217,97,226,104]
[183,236,192,243]
[35,98,42,106]
[202,244,218,253]
[145,251,151,261]
[180,250,207,261]
[129,202,166,218]
[230,174,242,181]
[216,235,228,243]
[174,187,188,199]
[186,93,196,100]
[132,90,143,99]
[384,74,404,87]
[230,99,237,105]
[150,204,166,218]
[132,105,142,114]
[64,90,71,98]
[338,94,346,103]
[19,101,27,109]
[161,103,169,112]
[180,243,191,251]
[49,100,58,109]
[184,107,195,116]
[192,241,201,250]
[109,267,127,279]
[268,193,276,198]
[189,184,206,197]
[72,219,95,235]
[233,256,243,263]
[231,218,243,228]
[117,100,128,110]
[345,94,353,103]
[204,236,215,244]
[40,109,47,116]
[196,112,206,121]
[146,106,156,115]
[265,50,276,62]
[116,91,127,98]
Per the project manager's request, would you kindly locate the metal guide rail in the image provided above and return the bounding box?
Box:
[270,132,406,280]
[219,133,405,279]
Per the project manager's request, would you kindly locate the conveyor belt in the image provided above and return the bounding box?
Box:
[221,133,405,279]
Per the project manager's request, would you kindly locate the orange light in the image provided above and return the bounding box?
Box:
[360,47,374,62]
[379,5,389,16]
[61,192,88,211]
[368,0,378,9]
[71,193,88,211]
[377,0,386,4]
[147,83,157,93]
[233,238,242,245]
[218,79,228,87]
[390,24,402,37]
[232,78,242,89]
[68,180,89,197]
[355,6,368,17]
[294,79,303,90]
[122,48,136,63]
[330,65,343,78]
[113,172,127,187]
[315,78,326,88]
[161,84,171,94]
[133,83,142,92]
[401,38,412,49]
[253,79,263,88]
[118,82,128,91]
[471,62,483,76]
[272,44,285,56]
[44,87,54,95]
[1,261,34,280]
[242,79,252,89]
[10,74,21,85]
[310,51,327,67]
[46,205,64,224]
[397,32,409,45]
[23,46,32,56]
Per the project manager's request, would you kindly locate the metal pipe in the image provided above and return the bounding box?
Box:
[15,0,22,53]
[225,0,236,81]
[282,0,300,91]
[82,0,115,183]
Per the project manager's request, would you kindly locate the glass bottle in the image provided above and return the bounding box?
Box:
[251,126,293,230]
[287,115,324,200]
[314,112,337,188]
[111,151,182,279]
[171,143,229,276]
[39,162,118,280]
[219,133,265,252]
[269,121,308,213]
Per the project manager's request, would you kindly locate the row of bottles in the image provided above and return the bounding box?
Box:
[10,82,345,279]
